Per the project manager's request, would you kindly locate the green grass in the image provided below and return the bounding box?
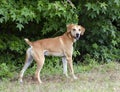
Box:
[0,62,120,92]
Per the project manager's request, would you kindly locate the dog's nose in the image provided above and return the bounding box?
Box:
[76,33,79,38]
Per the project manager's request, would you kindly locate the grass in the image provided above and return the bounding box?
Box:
[0,62,120,92]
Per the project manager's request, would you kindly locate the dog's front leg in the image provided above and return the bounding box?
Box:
[62,57,69,78]
[66,56,78,79]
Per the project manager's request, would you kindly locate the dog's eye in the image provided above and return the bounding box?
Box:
[73,29,76,31]
[79,29,81,31]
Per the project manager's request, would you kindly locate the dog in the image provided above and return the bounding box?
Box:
[19,24,85,83]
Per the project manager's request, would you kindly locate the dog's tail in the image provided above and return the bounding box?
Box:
[24,38,32,46]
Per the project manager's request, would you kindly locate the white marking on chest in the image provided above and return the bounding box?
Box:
[44,50,64,57]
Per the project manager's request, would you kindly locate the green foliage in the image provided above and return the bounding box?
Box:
[41,57,62,76]
[20,57,62,77]
[77,0,120,62]
[0,0,78,32]
[0,63,16,79]
[0,0,120,79]
[0,34,26,55]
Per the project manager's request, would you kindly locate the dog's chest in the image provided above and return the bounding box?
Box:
[44,50,64,57]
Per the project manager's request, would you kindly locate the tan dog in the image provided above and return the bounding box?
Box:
[19,24,85,83]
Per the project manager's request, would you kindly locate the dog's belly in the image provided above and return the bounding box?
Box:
[44,50,64,57]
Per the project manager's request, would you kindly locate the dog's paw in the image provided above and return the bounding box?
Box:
[19,79,23,84]
[63,73,70,78]
[73,76,78,80]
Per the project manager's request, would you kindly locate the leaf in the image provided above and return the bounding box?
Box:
[92,43,98,49]
[16,23,24,31]
[99,2,107,10]
[114,0,120,6]
[85,3,92,10]
[0,18,4,23]
[112,40,117,46]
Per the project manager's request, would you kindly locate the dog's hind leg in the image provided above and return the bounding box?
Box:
[19,48,33,83]
[31,49,45,84]
[34,53,45,84]
[62,57,69,78]
[34,60,44,83]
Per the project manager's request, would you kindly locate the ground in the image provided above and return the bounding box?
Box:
[0,62,120,92]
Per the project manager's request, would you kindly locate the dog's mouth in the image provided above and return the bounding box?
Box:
[75,34,80,40]
[70,32,80,40]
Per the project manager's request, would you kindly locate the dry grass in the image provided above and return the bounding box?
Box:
[0,62,120,92]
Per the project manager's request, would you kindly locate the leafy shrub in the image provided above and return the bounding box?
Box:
[0,0,120,79]
[76,0,120,62]
[0,63,16,79]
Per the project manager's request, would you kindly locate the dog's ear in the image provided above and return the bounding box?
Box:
[79,25,85,35]
[67,24,74,33]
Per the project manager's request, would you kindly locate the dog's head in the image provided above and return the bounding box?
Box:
[67,24,85,40]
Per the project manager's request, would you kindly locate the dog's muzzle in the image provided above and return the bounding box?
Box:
[75,33,80,40]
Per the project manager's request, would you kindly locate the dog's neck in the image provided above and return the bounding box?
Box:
[64,32,76,43]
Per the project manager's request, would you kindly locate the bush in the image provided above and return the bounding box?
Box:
[76,0,120,62]
[0,0,120,79]
[0,63,16,79]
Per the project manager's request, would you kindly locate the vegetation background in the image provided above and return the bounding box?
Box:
[0,0,120,81]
